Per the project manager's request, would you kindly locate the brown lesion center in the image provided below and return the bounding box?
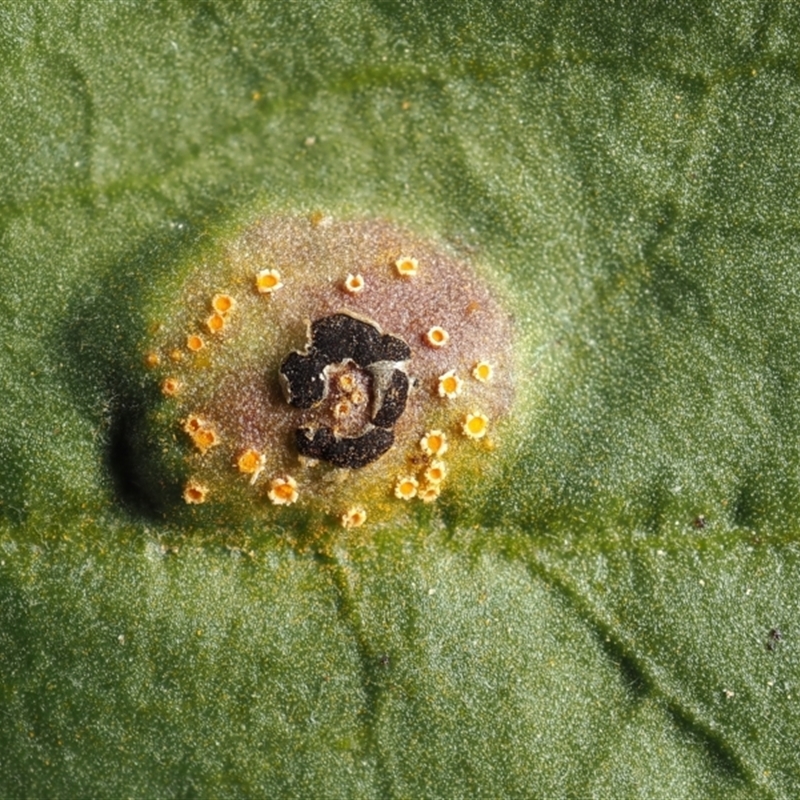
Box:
[313,360,373,438]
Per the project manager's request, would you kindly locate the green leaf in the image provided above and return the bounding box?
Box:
[2,1,800,796]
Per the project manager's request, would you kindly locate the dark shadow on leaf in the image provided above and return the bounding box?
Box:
[105,406,164,519]
[59,201,229,520]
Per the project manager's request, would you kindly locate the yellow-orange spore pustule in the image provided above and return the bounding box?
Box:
[268,475,299,505]
[473,360,493,383]
[437,370,463,400]
[418,483,442,504]
[343,273,365,294]
[421,430,448,457]
[206,312,226,334]
[161,377,181,397]
[463,411,489,440]
[341,506,368,529]
[186,334,205,352]
[425,460,447,485]
[395,256,419,278]
[183,480,209,505]
[146,215,514,523]
[256,268,284,294]
[212,293,236,315]
[425,326,450,349]
[237,448,265,484]
[394,476,419,501]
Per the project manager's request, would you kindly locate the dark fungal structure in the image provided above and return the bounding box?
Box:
[279,313,412,469]
[294,427,396,470]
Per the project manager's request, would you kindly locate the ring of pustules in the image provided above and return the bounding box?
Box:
[167,254,500,527]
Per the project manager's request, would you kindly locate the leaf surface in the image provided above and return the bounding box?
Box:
[1,1,799,797]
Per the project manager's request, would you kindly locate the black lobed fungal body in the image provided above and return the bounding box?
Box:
[296,426,395,469]
[309,313,411,365]
[279,312,412,469]
[279,351,329,409]
[371,368,409,428]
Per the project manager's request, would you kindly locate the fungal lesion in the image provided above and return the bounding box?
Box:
[395,256,418,278]
[425,326,449,348]
[473,361,493,383]
[161,377,181,396]
[136,216,515,526]
[205,312,225,334]
[343,273,365,294]
[183,479,209,505]
[463,411,489,440]
[212,293,235,315]
[186,334,205,352]
[341,505,368,528]
[237,448,265,484]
